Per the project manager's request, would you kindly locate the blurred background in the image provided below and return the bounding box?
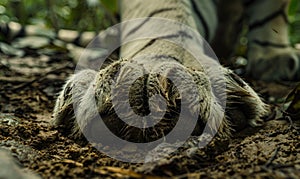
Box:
[0,0,299,44]
[0,0,118,33]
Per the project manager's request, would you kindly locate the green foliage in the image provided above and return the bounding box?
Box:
[289,0,299,18]
[0,0,48,25]
[289,0,300,45]
[100,0,118,14]
[0,0,117,31]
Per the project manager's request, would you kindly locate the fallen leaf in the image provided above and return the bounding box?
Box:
[284,83,300,127]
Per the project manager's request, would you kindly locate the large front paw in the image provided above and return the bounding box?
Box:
[78,58,229,143]
[52,56,232,145]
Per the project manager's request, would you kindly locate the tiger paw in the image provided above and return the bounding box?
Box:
[52,56,271,145]
[52,58,230,142]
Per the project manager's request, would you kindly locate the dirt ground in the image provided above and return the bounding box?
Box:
[0,49,299,178]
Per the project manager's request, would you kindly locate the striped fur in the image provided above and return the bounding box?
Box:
[1,0,299,81]
[52,0,270,143]
[244,0,300,81]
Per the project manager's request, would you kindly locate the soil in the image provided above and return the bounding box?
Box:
[0,51,299,178]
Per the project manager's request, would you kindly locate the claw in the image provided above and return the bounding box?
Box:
[248,117,264,127]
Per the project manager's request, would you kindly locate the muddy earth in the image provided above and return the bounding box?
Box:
[0,48,299,178]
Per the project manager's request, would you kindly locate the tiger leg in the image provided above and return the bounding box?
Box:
[244,0,300,81]
[52,0,270,143]
[119,0,270,138]
[211,0,244,63]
